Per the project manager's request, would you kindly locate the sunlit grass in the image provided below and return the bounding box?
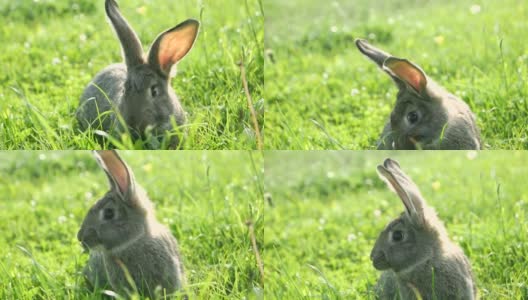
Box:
[265,0,528,149]
[0,0,263,149]
[0,151,264,299]
[265,151,528,298]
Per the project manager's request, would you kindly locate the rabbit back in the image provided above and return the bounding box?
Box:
[430,250,476,299]
[77,64,126,132]
[393,248,475,300]
[441,97,481,149]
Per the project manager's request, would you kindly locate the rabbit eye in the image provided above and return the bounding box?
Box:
[103,208,115,220]
[407,111,419,124]
[150,85,160,97]
[392,230,404,242]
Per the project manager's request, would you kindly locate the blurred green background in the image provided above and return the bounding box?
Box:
[265,0,528,149]
[0,0,263,149]
[265,151,528,298]
[0,151,264,299]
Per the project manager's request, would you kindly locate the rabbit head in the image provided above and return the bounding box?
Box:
[370,158,448,273]
[77,150,154,252]
[355,39,480,150]
[105,0,199,142]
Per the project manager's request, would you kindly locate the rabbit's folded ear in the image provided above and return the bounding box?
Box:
[383,57,428,95]
[377,158,426,228]
[105,0,145,67]
[93,150,135,201]
[355,39,392,67]
[147,19,200,77]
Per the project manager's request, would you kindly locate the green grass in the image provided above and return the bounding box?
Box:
[265,0,528,149]
[0,151,264,299]
[0,0,263,149]
[265,151,528,299]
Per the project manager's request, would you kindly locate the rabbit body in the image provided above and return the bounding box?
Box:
[374,232,476,300]
[84,222,184,296]
[355,39,481,150]
[78,64,126,133]
[372,159,476,300]
[77,0,199,148]
[377,80,480,150]
[78,150,185,298]
[78,63,186,140]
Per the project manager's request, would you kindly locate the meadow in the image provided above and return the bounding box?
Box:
[265,0,528,149]
[265,151,528,299]
[0,151,264,299]
[0,0,263,150]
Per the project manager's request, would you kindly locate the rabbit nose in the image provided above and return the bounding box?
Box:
[370,248,384,262]
[78,228,97,242]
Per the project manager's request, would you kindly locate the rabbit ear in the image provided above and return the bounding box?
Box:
[105,0,145,67]
[355,39,392,67]
[377,158,426,228]
[383,57,428,95]
[147,19,200,77]
[355,39,407,91]
[93,150,135,200]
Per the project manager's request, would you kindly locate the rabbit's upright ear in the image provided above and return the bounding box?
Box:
[355,39,392,67]
[105,0,145,67]
[355,39,407,91]
[148,19,200,77]
[93,150,135,201]
[377,158,426,228]
[383,57,428,95]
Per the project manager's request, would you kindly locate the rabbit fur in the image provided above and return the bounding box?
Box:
[355,39,481,150]
[371,158,477,300]
[77,0,199,148]
[77,150,185,298]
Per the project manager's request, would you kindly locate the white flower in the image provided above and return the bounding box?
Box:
[470,4,481,14]
[347,233,357,242]
[466,151,478,160]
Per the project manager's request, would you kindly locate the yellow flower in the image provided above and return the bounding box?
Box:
[142,163,153,172]
[136,6,147,15]
[432,181,441,191]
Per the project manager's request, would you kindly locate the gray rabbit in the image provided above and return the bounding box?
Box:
[77,150,186,298]
[372,158,477,300]
[355,39,481,150]
[77,0,199,148]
